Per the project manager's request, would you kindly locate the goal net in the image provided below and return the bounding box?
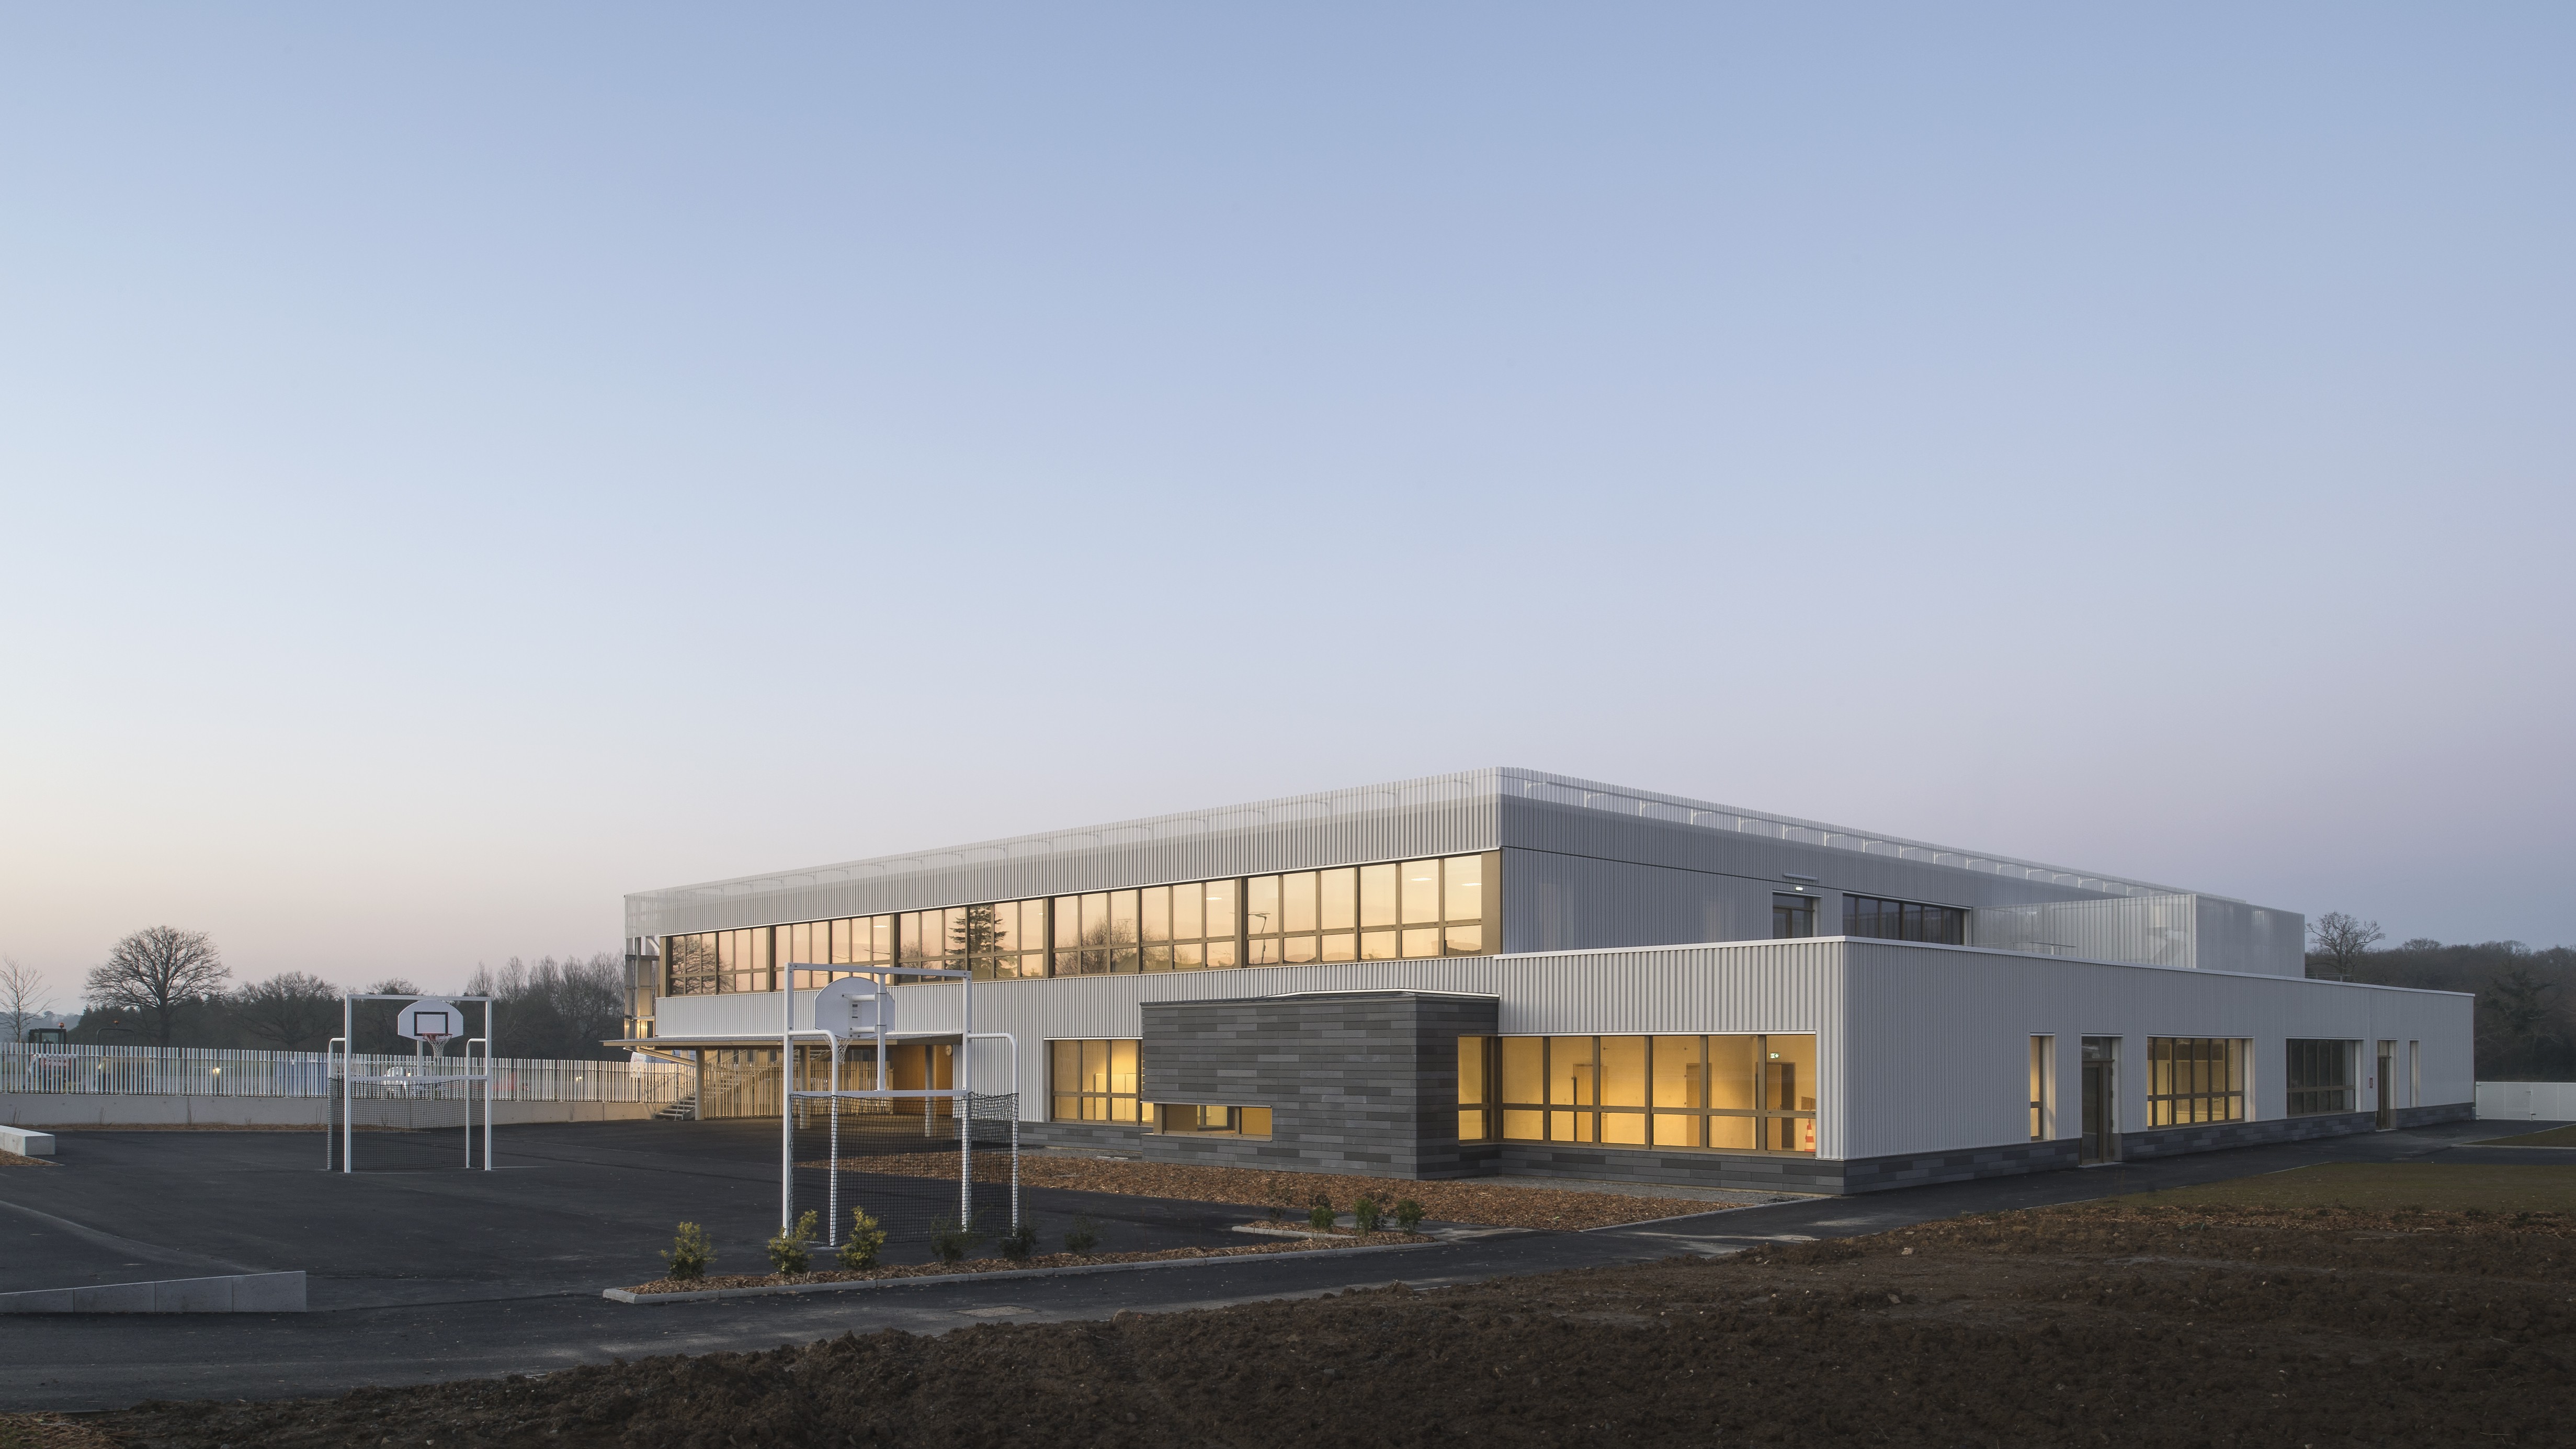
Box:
[788,1091,1019,1253]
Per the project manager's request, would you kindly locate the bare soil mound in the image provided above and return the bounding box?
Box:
[92,1201,2576,1448]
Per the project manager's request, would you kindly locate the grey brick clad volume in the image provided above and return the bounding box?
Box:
[1139,991,1499,1179]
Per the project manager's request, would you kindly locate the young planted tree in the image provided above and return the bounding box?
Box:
[0,958,48,1044]
[85,927,230,1049]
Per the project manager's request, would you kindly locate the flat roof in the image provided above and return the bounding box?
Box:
[629,767,2196,939]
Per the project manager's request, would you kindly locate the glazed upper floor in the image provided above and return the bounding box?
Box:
[626,767,2306,976]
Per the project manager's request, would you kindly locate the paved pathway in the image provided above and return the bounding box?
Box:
[0,1115,2547,1411]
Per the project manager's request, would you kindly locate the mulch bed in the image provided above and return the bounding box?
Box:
[621,1232,1431,1296]
[88,1198,2576,1447]
[820,1149,1727,1231]
[0,1149,56,1167]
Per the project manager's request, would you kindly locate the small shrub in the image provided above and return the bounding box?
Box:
[1353,1196,1382,1233]
[1267,1205,1290,1226]
[661,1222,713,1282]
[1392,1199,1425,1232]
[767,1209,819,1276]
[1308,1200,1337,1232]
[1064,1215,1100,1255]
[930,1214,983,1264]
[997,1218,1038,1261]
[838,1208,887,1271]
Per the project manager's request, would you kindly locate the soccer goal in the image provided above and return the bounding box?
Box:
[779,968,1022,1252]
[325,993,495,1172]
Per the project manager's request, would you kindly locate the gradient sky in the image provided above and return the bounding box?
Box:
[3,5,2569,1000]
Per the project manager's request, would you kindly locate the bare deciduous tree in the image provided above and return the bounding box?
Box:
[460,953,624,1060]
[1,958,49,1043]
[85,927,230,1049]
[2307,912,2386,982]
[232,971,343,1051]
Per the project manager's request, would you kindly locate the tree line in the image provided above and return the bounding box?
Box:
[6,926,632,1062]
[2306,912,2575,1081]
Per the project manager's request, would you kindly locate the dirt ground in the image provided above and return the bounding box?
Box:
[75,1192,2576,1447]
[848,1148,1739,1230]
[0,1149,54,1167]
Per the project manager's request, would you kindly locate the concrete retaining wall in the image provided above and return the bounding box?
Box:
[2476,1081,2576,1120]
[0,1095,660,1128]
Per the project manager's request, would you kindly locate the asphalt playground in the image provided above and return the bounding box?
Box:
[0,1114,2554,1411]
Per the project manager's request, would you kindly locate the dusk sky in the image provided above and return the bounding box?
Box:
[2,5,2568,998]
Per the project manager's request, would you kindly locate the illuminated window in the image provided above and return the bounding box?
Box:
[1048,1039,1142,1124]
[699,851,1494,993]
[1461,1034,1817,1154]
[1250,855,1492,966]
[1153,1104,1272,1138]
[2146,1037,2248,1126]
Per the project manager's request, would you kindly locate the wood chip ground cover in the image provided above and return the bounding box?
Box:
[89,1198,2576,1447]
[622,1233,1431,1295]
[0,1149,54,1167]
[827,1150,1724,1230]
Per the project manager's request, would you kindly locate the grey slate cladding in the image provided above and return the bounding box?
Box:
[2116,1101,2473,1160]
[1139,992,1499,1179]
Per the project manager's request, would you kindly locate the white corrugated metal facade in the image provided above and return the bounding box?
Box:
[654,938,2469,1163]
[630,767,2464,1175]
[628,766,2303,975]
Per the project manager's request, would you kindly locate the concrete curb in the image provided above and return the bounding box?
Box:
[0,1125,54,1156]
[603,1241,1440,1305]
[0,1271,305,1314]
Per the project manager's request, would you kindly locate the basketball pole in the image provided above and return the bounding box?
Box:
[339,993,353,1174]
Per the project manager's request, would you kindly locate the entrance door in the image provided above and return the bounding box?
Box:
[2079,1037,2119,1163]
[2376,1041,2396,1128]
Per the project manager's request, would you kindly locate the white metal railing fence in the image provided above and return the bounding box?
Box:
[1,1043,691,1104]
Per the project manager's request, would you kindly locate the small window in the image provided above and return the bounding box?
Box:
[2029,1035,2055,1139]
[1153,1104,1272,1138]
[1772,893,1816,939]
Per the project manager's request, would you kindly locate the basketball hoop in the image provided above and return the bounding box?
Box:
[396,1000,462,1051]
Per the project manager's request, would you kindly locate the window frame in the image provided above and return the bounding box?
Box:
[1459,1033,1819,1156]
[2144,1036,2250,1127]
[2285,1038,2359,1117]
[1047,1039,1143,1124]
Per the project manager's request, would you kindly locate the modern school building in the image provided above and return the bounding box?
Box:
[619,767,2471,1195]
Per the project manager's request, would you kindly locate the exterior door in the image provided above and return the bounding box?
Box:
[2376,1041,2396,1128]
[2079,1037,2119,1163]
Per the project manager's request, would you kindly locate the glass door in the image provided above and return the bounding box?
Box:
[2080,1037,2119,1163]
[2376,1041,2396,1128]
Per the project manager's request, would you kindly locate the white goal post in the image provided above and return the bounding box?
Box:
[328,993,496,1173]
